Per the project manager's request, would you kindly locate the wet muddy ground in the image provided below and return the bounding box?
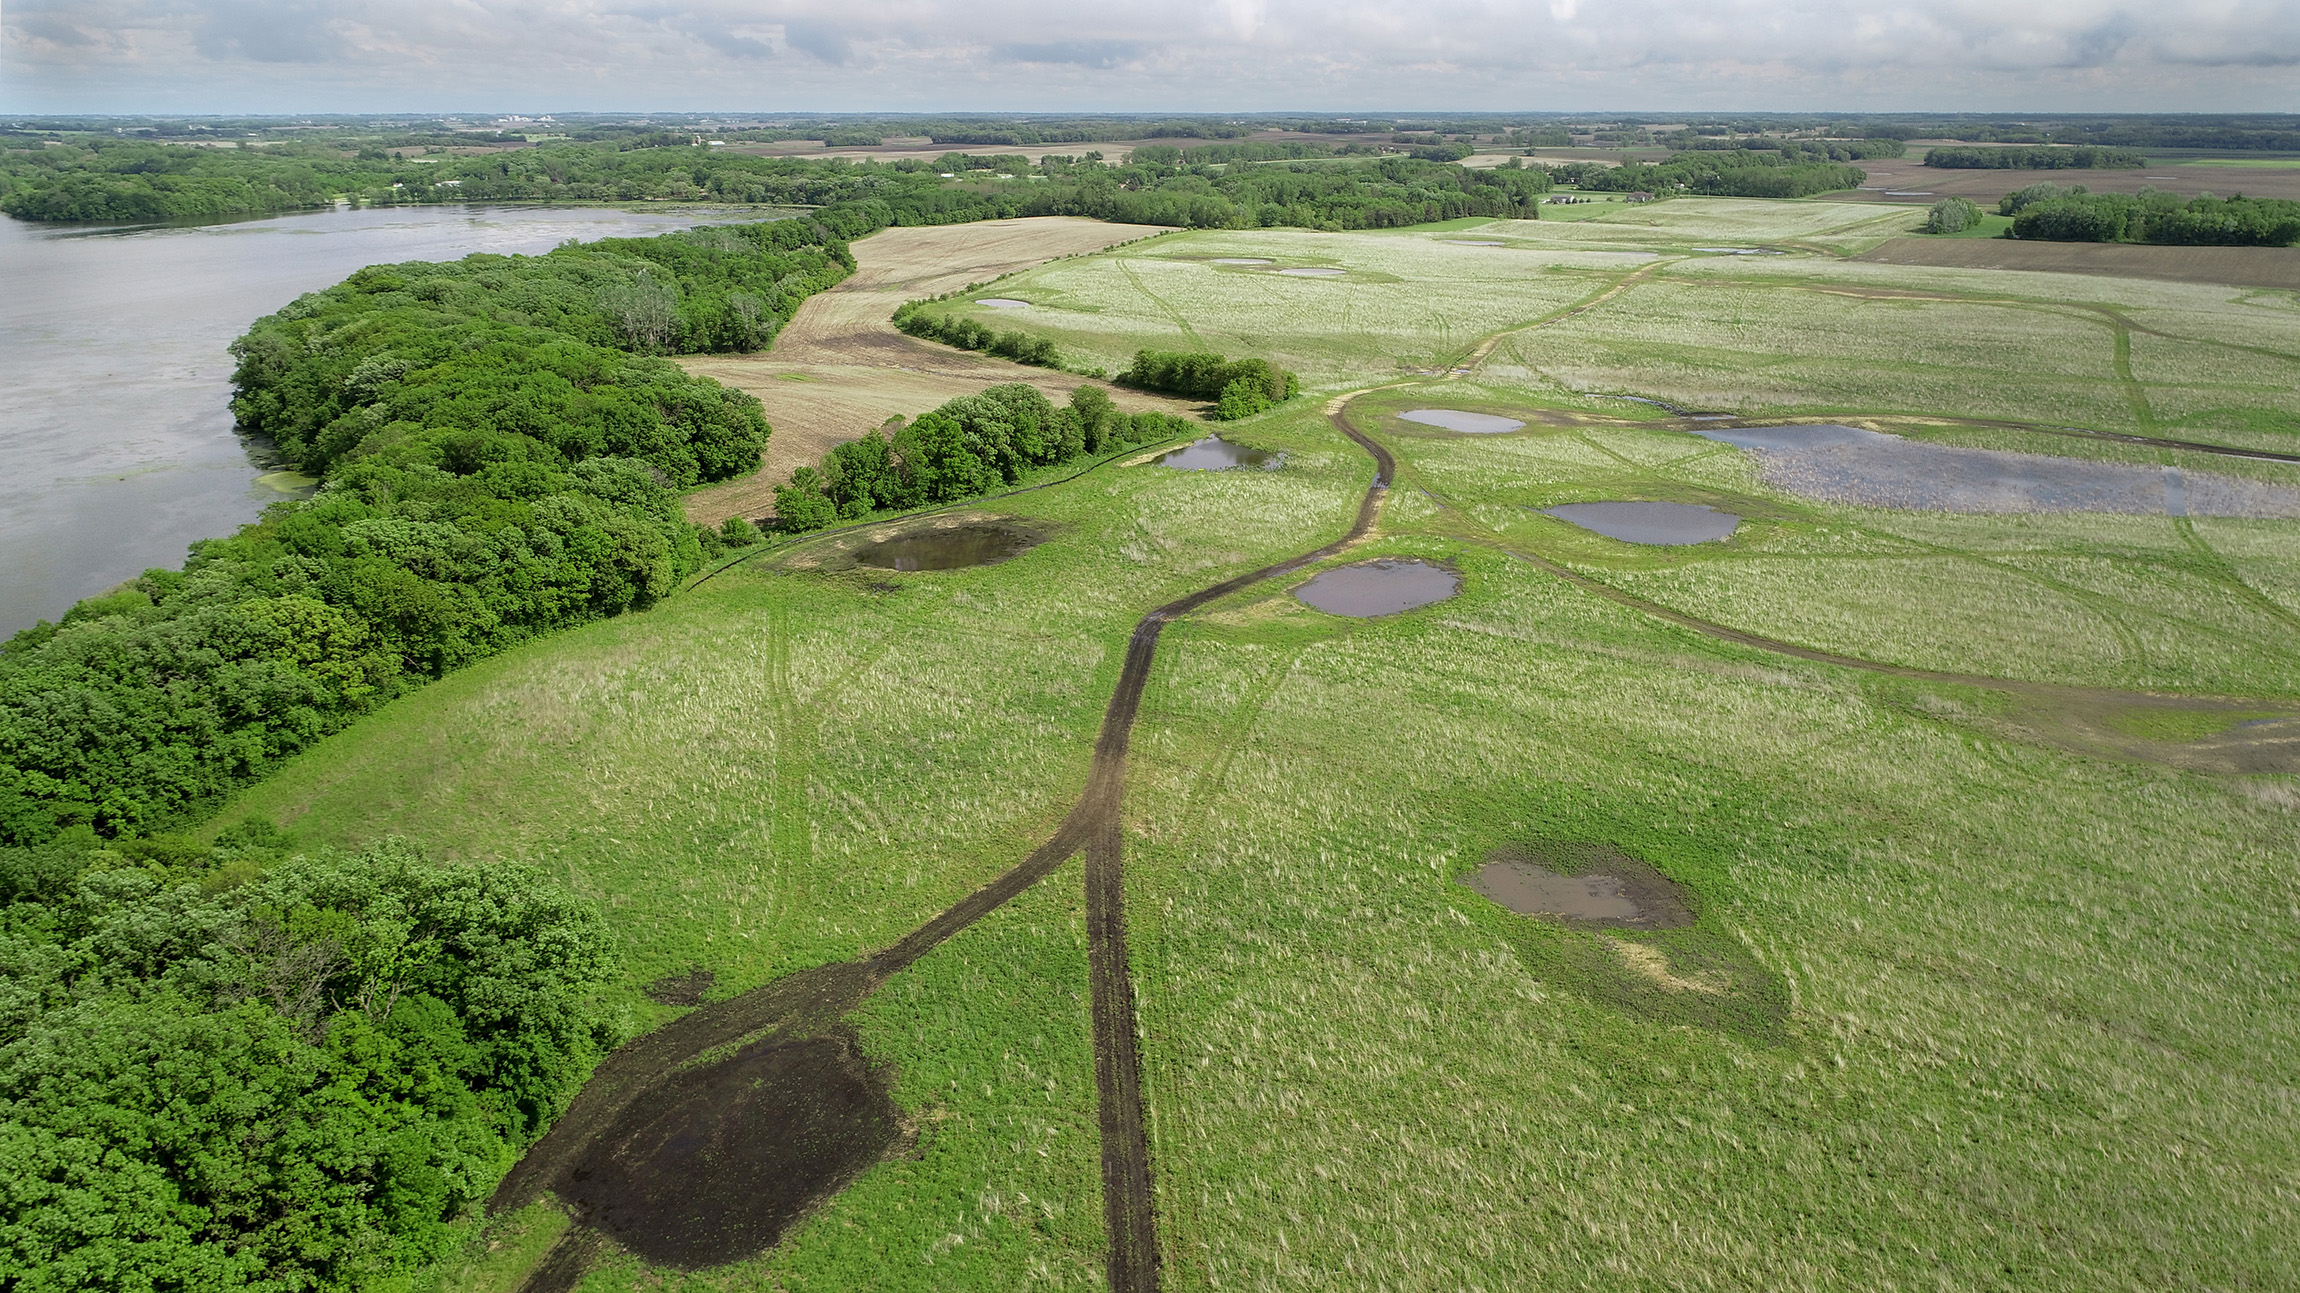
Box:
[1277,267,1347,277]
[1209,257,1271,265]
[853,523,1041,571]
[558,1032,900,1269]
[1464,844,1695,930]
[1157,436,1281,470]
[976,298,1030,308]
[644,967,716,1007]
[1295,559,1460,617]
[1694,424,2300,517]
[1399,409,1526,435]
[1545,500,1740,544]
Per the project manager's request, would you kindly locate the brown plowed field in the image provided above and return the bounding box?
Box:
[1856,237,2300,291]
[678,217,1197,525]
[1840,158,2300,204]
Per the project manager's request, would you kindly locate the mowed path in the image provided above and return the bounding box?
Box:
[679,217,1199,525]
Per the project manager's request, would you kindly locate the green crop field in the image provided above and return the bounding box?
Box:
[211,200,2300,1291]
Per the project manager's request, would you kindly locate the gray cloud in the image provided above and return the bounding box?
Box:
[3,0,2295,112]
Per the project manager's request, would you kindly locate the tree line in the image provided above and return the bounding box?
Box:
[0,830,620,1290]
[892,302,1063,369]
[1998,185,2300,245]
[771,384,1199,531]
[0,207,930,849]
[1547,150,1867,199]
[1924,146,2148,170]
[1117,350,1299,420]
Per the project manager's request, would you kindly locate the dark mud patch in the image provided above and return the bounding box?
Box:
[1295,558,1459,617]
[1157,436,1281,470]
[560,1031,899,1270]
[644,966,716,1007]
[854,523,1039,571]
[1399,408,1526,435]
[1693,424,2300,517]
[1464,843,1694,929]
[1545,500,1740,545]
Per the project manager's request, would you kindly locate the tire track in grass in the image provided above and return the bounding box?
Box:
[497,391,1396,1293]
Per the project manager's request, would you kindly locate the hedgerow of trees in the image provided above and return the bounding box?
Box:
[892,302,1062,368]
[1545,150,1866,199]
[0,210,929,848]
[1998,184,2300,245]
[1923,146,2149,170]
[770,384,1198,530]
[1117,350,1299,420]
[0,832,619,1290]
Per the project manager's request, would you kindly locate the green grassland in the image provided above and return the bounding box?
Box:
[217,198,2300,1290]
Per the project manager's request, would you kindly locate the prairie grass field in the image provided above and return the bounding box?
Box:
[213,198,2300,1290]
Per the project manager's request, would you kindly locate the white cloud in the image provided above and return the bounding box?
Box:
[3,0,2295,112]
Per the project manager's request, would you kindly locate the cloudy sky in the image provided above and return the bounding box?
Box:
[6,0,2296,115]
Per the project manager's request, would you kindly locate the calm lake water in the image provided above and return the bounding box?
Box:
[0,204,729,638]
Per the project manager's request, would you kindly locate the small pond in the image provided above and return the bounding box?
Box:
[1693,424,2300,518]
[1278,267,1347,277]
[1156,436,1280,471]
[1460,848,1693,929]
[854,524,1038,571]
[976,298,1030,308]
[1441,239,1505,246]
[1545,501,1740,544]
[1399,408,1526,435]
[1691,247,1785,255]
[1295,559,1459,617]
[1210,257,1272,265]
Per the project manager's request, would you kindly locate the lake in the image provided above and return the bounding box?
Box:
[0,204,734,638]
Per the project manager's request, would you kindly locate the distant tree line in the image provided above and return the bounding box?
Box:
[1998,185,2300,245]
[1924,146,2148,170]
[1675,137,1905,161]
[1117,350,1299,420]
[0,207,931,848]
[0,832,618,1291]
[1547,150,1867,199]
[771,384,1197,530]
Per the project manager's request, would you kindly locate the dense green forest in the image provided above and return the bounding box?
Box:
[771,384,1197,531]
[1547,150,1867,198]
[0,834,618,1290]
[1924,146,2148,169]
[0,138,1551,231]
[0,208,926,850]
[1999,185,2300,245]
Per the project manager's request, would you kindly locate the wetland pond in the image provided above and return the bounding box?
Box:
[0,203,725,637]
[1277,266,1347,277]
[1209,257,1272,265]
[975,298,1030,308]
[1696,424,2300,517]
[853,524,1039,571]
[1462,847,1694,929]
[1399,409,1526,435]
[1295,559,1459,617]
[1546,501,1740,544]
[1157,436,1281,470]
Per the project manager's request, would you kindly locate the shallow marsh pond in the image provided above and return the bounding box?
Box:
[1295,559,1459,617]
[1398,409,1526,435]
[1156,436,1281,471]
[1545,501,1740,544]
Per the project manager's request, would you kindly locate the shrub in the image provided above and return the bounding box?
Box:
[1924,197,1984,234]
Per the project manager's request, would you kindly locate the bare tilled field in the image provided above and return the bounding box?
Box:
[679,217,1199,524]
[1842,157,2300,203]
[1858,237,2300,291]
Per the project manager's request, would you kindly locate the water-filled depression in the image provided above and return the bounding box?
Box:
[1399,409,1526,435]
[1156,436,1280,470]
[1295,559,1460,617]
[1545,501,1740,544]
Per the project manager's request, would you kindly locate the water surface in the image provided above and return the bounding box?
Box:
[1277,267,1347,277]
[1156,436,1279,470]
[0,204,724,636]
[1693,424,2300,517]
[1295,559,1459,617]
[1399,409,1526,435]
[1545,501,1740,544]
